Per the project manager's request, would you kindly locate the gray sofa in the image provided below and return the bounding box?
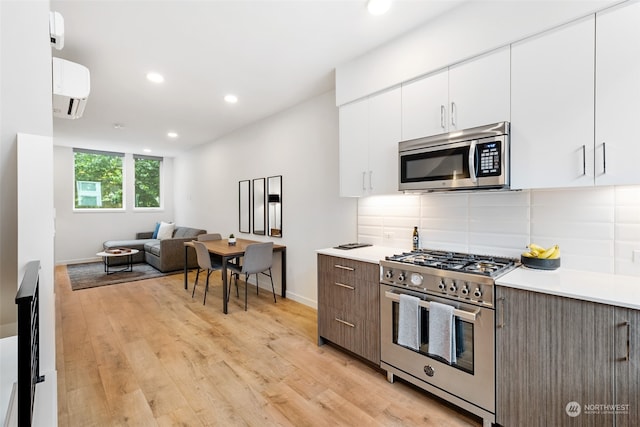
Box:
[103,226,206,272]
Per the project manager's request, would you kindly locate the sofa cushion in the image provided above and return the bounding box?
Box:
[144,240,162,257]
[157,221,175,240]
[174,226,204,238]
[151,222,161,239]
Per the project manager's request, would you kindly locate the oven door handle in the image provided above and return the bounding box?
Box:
[384,291,479,322]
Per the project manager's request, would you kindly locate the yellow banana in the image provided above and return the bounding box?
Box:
[538,245,559,259]
[547,246,561,259]
[522,251,534,258]
[528,243,546,253]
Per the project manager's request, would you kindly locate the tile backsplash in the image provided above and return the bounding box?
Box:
[358,186,640,277]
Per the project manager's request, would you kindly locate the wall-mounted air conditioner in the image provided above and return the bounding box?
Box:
[50,11,64,50]
[52,57,90,119]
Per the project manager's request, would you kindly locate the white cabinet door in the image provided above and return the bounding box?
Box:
[449,46,510,131]
[339,99,369,197]
[368,87,401,195]
[510,16,595,190]
[595,1,640,186]
[401,69,448,141]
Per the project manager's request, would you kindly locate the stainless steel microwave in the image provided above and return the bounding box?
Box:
[399,122,510,192]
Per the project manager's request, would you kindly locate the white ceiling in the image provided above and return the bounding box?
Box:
[50,0,464,157]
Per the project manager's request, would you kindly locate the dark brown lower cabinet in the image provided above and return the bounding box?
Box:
[614,307,640,427]
[317,254,380,364]
[496,286,639,427]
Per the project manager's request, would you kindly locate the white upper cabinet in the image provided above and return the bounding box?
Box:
[595,1,640,186]
[448,46,511,131]
[510,16,595,190]
[401,69,448,141]
[401,46,510,141]
[339,98,369,197]
[339,87,401,197]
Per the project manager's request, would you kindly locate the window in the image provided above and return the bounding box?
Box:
[134,155,162,208]
[74,149,124,209]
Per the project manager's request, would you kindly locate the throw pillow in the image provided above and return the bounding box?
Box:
[157,221,175,240]
[152,222,161,239]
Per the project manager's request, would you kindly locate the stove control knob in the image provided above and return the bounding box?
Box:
[438,280,446,291]
[397,273,406,282]
[461,285,470,296]
[473,287,482,298]
[410,273,423,286]
[385,270,393,279]
[449,282,457,293]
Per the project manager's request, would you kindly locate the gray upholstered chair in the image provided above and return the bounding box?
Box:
[192,240,223,305]
[193,233,222,285]
[227,242,276,311]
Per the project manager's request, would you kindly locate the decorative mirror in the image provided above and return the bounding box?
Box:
[239,180,250,233]
[253,178,265,235]
[267,175,282,237]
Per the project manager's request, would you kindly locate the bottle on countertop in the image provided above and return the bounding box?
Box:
[412,226,419,250]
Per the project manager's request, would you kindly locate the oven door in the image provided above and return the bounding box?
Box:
[380,284,495,414]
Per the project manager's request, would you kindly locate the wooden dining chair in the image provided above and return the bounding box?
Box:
[192,240,223,305]
[227,242,276,311]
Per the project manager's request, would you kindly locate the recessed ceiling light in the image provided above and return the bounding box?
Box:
[113,123,124,129]
[167,131,178,138]
[367,0,392,15]
[143,148,152,153]
[224,94,238,104]
[146,72,164,83]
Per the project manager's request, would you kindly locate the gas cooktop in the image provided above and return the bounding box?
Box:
[384,249,518,278]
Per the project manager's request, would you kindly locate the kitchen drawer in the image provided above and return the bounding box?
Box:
[318,304,379,364]
[318,277,365,312]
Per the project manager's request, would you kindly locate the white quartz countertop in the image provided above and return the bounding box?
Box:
[496,266,640,310]
[316,245,405,264]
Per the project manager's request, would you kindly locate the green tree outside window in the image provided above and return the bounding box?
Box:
[74,150,123,209]
[135,156,162,208]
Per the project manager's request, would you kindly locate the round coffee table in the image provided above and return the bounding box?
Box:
[96,248,140,275]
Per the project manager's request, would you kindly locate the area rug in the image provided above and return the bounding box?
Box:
[67,262,180,291]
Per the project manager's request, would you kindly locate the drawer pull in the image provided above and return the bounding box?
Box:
[335,318,355,328]
[334,282,355,290]
[334,264,354,272]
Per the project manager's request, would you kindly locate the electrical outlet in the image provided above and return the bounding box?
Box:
[634,250,640,263]
[384,232,394,239]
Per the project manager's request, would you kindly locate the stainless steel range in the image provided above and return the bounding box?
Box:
[380,249,518,427]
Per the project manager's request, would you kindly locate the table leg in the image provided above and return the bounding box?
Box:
[222,257,228,314]
[281,248,287,298]
[184,246,188,290]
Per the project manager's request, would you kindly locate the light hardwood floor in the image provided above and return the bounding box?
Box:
[55,265,481,426]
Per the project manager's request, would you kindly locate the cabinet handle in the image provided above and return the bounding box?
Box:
[450,102,456,127]
[334,264,355,271]
[621,320,630,362]
[369,170,373,190]
[334,282,355,290]
[602,142,607,174]
[582,145,586,176]
[362,171,366,191]
[440,105,446,129]
[335,318,355,328]
[497,297,506,328]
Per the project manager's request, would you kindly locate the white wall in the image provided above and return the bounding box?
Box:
[53,145,176,264]
[358,186,640,277]
[336,0,619,105]
[0,0,53,334]
[173,91,357,307]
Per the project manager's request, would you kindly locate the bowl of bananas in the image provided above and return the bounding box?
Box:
[521,243,561,270]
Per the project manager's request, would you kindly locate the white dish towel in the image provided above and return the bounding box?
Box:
[427,301,457,364]
[397,294,420,351]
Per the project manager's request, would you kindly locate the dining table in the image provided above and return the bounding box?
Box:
[183,238,287,313]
